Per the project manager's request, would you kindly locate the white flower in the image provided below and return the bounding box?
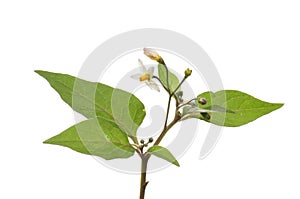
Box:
[131,59,160,92]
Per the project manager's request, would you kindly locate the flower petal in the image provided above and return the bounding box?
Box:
[147,66,154,76]
[138,59,147,72]
[130,73,142,80]
[146,80,160,92]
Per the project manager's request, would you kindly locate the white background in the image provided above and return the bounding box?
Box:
[1,0,299,198]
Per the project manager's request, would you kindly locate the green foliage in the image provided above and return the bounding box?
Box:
[158,64,180,93]
[44,117,135,160]
[36,49,284,199]
[147,146,180,167]
[196,90,283,127]
[35,70,146,139]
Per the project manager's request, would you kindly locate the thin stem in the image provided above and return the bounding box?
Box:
[163,96,172,129]
[154,114,181,146]
[159,76,188,143]
[153,76,169,92]
[177,98,197,109]
[171,76,187,97]
[139,154,150,199]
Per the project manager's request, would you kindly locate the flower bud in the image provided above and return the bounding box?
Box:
[148,137,154,143]
[198,98,207,105]
[200,112,211,120]
[184,68,192,77]
[144,48,162,62]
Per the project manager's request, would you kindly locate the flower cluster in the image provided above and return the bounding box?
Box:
[130,48,214,121]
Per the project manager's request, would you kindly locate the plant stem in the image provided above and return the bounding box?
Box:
[162,76,187,130]
[138,102,181,199]
[138,109,180,199]
[163,96,172,129]
[170,76,187,97]
[177,98,197,109]
[138,64,186,198]
[154,114,181,146]
[139,154,149,199]
[153,76,169,92]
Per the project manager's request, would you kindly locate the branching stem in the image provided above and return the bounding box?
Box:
[139,64,190,199]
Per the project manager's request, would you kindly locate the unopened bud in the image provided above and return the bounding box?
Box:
[198,98,207,105]
[143,48,163,63]
[184,68,192,77]
[201,112,211,120]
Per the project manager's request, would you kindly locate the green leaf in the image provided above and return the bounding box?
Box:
[35,70,146,140]
[158,63,180,93]
[148,146,180,167]
[44,117,135,160]
[196,90,283,127]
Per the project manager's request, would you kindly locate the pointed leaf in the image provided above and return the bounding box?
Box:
[158,64,180,93]
[148,146,180,167]
[196,90,283,127]
[44,117,135,160]
[35,70,146,140]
